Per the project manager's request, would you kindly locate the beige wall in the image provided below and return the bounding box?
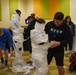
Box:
[18,0,33,26]
[0,0,10,28]
[70,0,76,24]
[0,0,34,28]
[0,0,76,28]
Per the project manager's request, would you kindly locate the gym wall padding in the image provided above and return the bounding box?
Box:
[9,0,18,19]
[33,0,70,19]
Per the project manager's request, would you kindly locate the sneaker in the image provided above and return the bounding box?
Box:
[4,65,8,70]
[0,62,4,68]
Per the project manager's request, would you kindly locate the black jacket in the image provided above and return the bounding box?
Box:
[24,19,36,39]
[45,21,71,47]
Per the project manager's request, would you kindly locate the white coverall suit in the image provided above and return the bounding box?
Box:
[30,22,53,75]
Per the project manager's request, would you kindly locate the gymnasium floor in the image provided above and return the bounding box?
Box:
[0,51,76,75]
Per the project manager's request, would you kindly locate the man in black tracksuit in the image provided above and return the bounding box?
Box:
[45,12,71,75]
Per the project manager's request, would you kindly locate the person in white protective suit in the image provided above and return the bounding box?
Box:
[30,18,54,75]
[10,10,33,74]
[10,10,24,59]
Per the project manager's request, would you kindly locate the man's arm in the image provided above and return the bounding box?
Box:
[0,41,7,51]
[60,25,71,47]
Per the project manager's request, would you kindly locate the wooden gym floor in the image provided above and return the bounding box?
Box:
[0,51,76,75]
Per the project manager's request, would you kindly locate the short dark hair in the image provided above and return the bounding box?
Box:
[54,12,64,20]
[36,18,45,24]
[15,9,21,14]
[27,16,35,20]
[25,16,35,24]
[31,13,35,17]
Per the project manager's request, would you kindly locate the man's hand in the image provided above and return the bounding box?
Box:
[10,48,13,56]
[10,50,13,55]
[50,40,60,48]
[5,50,8,54]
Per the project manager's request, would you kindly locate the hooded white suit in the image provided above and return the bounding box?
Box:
[30,22,53,75]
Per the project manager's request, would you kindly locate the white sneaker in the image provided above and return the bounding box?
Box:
[4,65,8,70]
[0,62,4,68]
[0,62,2,68]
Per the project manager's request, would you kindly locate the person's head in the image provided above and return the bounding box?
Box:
[15,9,21,16]
[35,18,45,31]
[0,28,3,36]
[54,12,64,27]
[64,16,71,23]
[36,18,45,24]
[31,13,35,17]
[25,16,35,24]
